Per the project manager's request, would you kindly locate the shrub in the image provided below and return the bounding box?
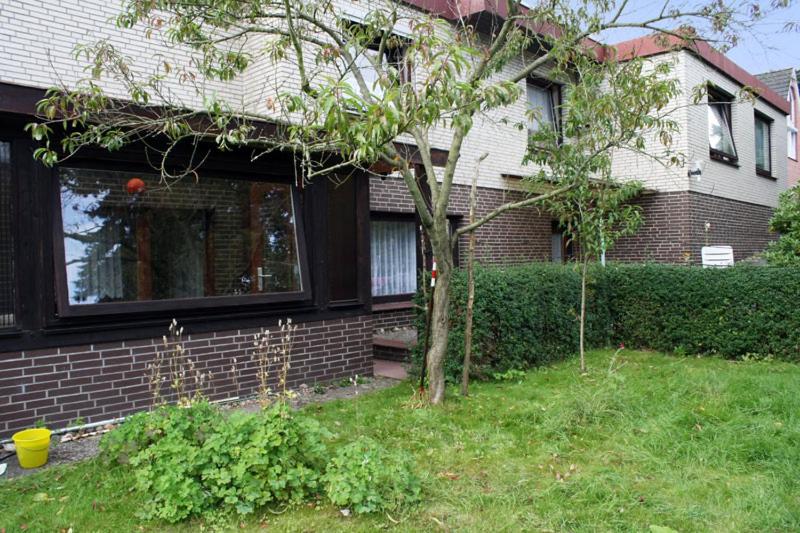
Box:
[101,402,330,523]
[604,264,800,359]
[415,263,800,382]
[323,436,421,514]
[413,263,613,383]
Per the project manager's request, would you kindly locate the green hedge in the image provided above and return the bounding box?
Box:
[413,263,614,382]
[606,264,800,359]
[415,263,800,383]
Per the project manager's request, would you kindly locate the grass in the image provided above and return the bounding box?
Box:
[2,349,799,532]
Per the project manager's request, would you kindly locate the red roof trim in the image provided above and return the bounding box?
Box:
[609,34,790,114]
[400,2,787,114]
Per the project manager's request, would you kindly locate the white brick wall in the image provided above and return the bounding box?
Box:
[0,2,787,205]
[611,50,787,207]
[683,50,787,207]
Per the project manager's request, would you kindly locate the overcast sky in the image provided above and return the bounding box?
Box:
[593,0,800,75]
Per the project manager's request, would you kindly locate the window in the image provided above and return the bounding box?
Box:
[58,168,305,309]
[371,218,417,297]
[0,142,13,327]
[341,25,407,100]
[526,81,559,133]
[755,113,772,175]
[789,88,798,160]
[550,220,573,263]
[327,178,359,303]
[708,91,737,163]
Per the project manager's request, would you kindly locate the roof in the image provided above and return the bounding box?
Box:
[609,34,790,114]
[755,68,794,100]
[400,3,788,114]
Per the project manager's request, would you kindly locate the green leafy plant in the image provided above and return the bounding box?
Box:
[101,402,330,523]
[765,186,800,266]
[323,436,421,514]
[491,369,526,382]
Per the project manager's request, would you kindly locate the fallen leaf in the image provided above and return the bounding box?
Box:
[33,493,52,502]
[437,471,460,480]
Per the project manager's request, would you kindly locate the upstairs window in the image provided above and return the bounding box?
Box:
[527,80,559,134]
[57,168,307,313]
[789,88,798,160]
[0,142,13,328]
[708,90,738,163]
[755,113,772,176]
[341,23,408,100]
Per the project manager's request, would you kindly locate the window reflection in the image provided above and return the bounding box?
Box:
[59,169,302,305]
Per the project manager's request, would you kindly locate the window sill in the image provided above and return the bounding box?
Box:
[756,168,776,179]
[373,300,414,312]
[709,150,739,168]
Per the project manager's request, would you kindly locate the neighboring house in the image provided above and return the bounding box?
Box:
[606,35,789,264]
[756,67,800,188]
[0,0,789,436]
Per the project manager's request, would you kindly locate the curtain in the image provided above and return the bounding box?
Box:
[371,220,416,296]
[527,84,554,132]
[755,118,770,171]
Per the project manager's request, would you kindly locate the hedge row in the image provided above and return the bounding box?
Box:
[415,263,800,382]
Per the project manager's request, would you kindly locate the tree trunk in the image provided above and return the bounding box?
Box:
[461,169,479,397]
[579,257,588,373]
[425,220,454,405]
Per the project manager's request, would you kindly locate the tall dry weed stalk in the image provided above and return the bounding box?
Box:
[147,319,209,408]
[252,318,298,407]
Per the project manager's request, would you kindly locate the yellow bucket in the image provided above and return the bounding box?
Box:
[12,428,52,469]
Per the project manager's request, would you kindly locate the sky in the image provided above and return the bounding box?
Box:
[593,0,800,75]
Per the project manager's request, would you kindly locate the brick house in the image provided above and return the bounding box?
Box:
[0,0,790,435]
[756,67,800,188]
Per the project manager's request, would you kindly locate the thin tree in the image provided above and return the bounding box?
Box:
[26,0,780,403]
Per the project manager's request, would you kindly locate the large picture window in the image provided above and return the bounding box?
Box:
[58,168,306,310]
[371,219,417,297]
[0,142,13,327]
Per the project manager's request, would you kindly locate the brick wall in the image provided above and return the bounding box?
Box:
[610,191,775,263]
[373,307,416,332]
[369,175,553,266]
[0,315,373,437]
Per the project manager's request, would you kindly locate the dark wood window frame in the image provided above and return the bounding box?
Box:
[708,87,739,166]
[0,138,18,331]
[526,77,562,141]
[51,160,312,319]
[754,110,774,178]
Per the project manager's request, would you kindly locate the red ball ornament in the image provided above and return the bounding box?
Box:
[126,177,145,194]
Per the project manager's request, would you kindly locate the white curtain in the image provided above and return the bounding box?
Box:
[371,220,416,296]
[527,84,554,132]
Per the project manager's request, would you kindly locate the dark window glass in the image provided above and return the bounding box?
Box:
[755,115,771,173]
[0,142,13,326]
[708,92,737,160]
[59,168,303,305]
[327,179,358,302]
[371,219,416,296]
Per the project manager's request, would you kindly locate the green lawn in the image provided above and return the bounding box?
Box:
[2,350,799,532]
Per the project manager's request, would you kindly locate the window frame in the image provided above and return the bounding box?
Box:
[51,162,312,319]
[789,87,798,161]
[370,211,421,304]
[526,77,561,137]
[0,139,17,331]
[707,87,739,165]
[340,20,411,101]
[754,110,773,178]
